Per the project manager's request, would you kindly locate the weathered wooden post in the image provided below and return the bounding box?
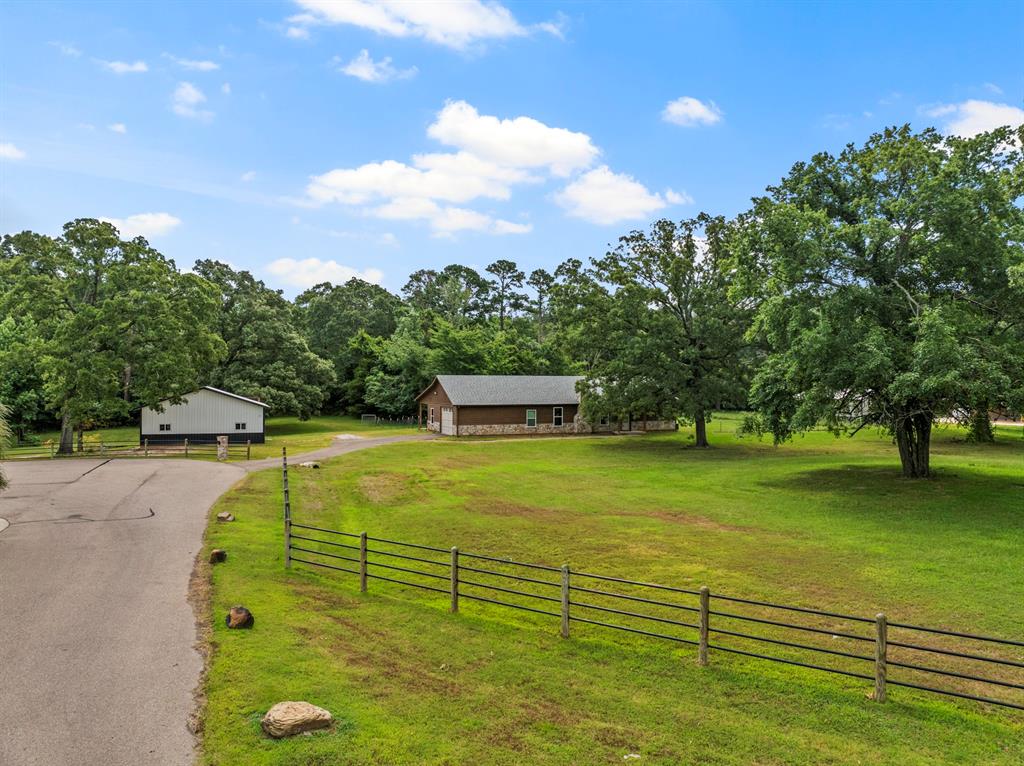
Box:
[450,547,459,613]
[560,565,570,639]
[698,586,710,666]
[282,447,291,568]
[184,438,189,457]
[874,613,888,702]
[49,441,55,459]
[144,438,149,457]
[216,435,228,461]
[246,439,251,460]
[359,532,368,593]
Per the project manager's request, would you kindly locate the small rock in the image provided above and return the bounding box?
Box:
[216,512,234,522]
[226,605,254,629]
[210,549,227,564]
[299,461,321,469]
[261,701,333,738]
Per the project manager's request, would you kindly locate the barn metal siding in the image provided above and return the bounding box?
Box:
[140,388,266,443]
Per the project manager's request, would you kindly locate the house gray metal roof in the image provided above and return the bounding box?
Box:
[431,375,583,406]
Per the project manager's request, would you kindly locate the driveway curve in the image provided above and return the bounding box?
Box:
[0,433,434,765]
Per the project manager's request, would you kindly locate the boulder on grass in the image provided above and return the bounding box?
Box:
[299,461,321,469]
[210,549,227,564]
[261,701,333,738]
[226,605,254,629]
[216,511,234,522]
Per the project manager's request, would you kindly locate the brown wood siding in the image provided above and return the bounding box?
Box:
[419,381,452,427]
[458,404,578,427]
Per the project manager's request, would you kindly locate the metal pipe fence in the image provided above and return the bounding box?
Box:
[280,458,1023,713]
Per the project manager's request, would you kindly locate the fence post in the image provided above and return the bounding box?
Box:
[874,613,887,702]
[698,586,710,666]
[359,532,368,593]
[560,565,570,638]
[450,547,459,613]
[247,439,251,460]
[50,442,55,459]
[282,447,291,568]
[144,438,149,457]
[184,438,189,458]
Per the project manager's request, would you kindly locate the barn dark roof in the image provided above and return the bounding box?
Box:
[425,375,583,406]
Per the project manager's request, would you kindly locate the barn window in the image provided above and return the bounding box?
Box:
[235,422,246,430]
[526,409,537,427]
[159,423,171,432]
[553,407,563,427]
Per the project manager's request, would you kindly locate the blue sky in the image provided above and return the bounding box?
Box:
[2,0,1022,296]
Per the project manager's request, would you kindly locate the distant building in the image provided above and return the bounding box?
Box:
[414,375,677,437]
[140,386,269,444]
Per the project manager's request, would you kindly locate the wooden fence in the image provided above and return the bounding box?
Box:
[1,438,251,461]
[279,454,1023,713]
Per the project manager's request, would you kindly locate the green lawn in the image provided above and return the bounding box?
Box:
[201,417,1024,765]
[13,415,416,461]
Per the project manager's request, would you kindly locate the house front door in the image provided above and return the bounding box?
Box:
[440,407,455,435]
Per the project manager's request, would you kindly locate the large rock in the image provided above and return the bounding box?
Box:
[216,511,234,522]
[209,549,227,564]
[261,701,333,738]
[299,461,321,469]
[225,605,254,629]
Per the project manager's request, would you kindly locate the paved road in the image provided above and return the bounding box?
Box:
[0,433,433,766]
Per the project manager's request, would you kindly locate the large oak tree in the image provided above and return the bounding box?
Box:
[738,125,1024,477]
[0,219,224,453]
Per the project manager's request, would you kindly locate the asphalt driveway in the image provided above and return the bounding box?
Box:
[0,433,434,765]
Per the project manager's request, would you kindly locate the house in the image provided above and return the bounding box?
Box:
[414,375,678,436]
[140,386,269,444]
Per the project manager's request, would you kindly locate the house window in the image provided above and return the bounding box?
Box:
[526,409,537,427]
[430,407,435,423]
[235,422,246,430]
[599,416,609,426]
[159,423,171,432]
[553,406,563,427]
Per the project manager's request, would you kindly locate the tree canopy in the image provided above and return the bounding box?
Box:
[737,125,1024,477]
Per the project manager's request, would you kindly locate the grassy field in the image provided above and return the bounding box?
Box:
[201,416,1024,765]
[12,416,416,461]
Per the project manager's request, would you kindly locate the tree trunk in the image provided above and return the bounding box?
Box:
[76,425,84,453]
[694,407,709,448]
[58,411,75,455]
[894,412,931,478]
[966,408,994,443]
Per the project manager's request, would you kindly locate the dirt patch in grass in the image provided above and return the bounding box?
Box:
[357,472,414,504]
[642,509,752,533]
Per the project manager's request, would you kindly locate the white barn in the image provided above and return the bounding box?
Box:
[140,386,269,445]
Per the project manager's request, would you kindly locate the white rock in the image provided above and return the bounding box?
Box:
[261,701,333,738]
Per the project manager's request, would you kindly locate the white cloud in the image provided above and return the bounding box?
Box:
[288,0,561,50]
[926,99,1024,137]
[0,142,27,160]
[308,152,530,206]
[305,99,669,234]
[265,257,384,288]
[100,212,182,238]
[164,54,220,71]
[427,100,598,176]
[108,123,127,134]
[982,83,1004,96]
[336,49,417,83]
[240,170,257,182]
[662,96,723,127]
[171,82,213,121]
[50,41,81,57]
[97,59,148,74]
[221,82,232,95]
[554,166,685,225]
[286,25,311,39]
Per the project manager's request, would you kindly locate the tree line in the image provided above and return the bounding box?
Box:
[2,125,1022,477]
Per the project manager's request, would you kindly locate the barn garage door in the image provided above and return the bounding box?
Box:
[440,407,454,435]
